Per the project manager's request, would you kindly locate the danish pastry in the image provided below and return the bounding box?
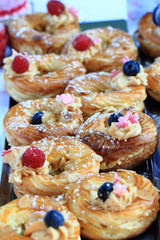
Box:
[65,59,148,117]
[65,169,159,240]
[145,57,160,101]
[8,0,80,54]
[0,195,80,240]
[137,5,160,58]
[2,136,102,197]
[3,51,86,102]
[75,110,158,170]
[3,94,83,146]
[61,26,138,72]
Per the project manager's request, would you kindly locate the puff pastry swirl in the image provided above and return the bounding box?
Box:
[65,170,159,240]
[2,136,102,197]
[0,195,80,240]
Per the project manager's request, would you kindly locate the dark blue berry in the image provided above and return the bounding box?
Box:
[123,60,140,76]
[98,182,114,202]
[44,210,64,228]
[31,111,43,125]
[152,4,160,26]
[108,112,123,127]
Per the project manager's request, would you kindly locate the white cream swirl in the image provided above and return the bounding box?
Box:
[108,121,141,140]
[44,8,78,34]
[3,54,39,79]
[67,38,102,62]
[109,65,148,90]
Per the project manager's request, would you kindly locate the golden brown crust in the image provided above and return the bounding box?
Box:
[137,12,160,58]
[3,97,83,146]
[8,12,80,54]
[75,110,158,170]
[145,57,160,101]
[2,136,102,197]
[62,26,138,72]
[0,195,80,240]
[4,53,86,102]
[65,72,147,118]
[65,170,159,240]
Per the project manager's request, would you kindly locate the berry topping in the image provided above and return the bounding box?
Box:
[123,60,140,76]
[73,34,93,51]
[22,146,45,168]
[0,23,5,40]
[31,111,44,125]
[44,210,64,228]
[108,112,123,127]
[152,4,160,26]
[98,182,114,202]
[47,0,65,16]
[11,55,29,74]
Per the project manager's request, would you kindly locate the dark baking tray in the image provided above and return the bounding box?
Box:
[0,20,160,240]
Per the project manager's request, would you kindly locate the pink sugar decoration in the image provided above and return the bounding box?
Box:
[12,49,18,56]
[121,56,129,64]
[1,149,12,156]
[93,38,102,45]
[23,51,30,60]
[113,183,128,198]
[110,69,122,79]
[116,111,139,128]
[113,173,120,184]
[68,6,79,18]
[57,93,75,105]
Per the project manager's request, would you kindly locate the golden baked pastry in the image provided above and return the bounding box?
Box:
[3,52,86,102]
[8,1,80,54]
[145,57,160,101]
[137,12,160,58]
[0,195,80,240]
[65,169,159,240]
[2,136,102,197]
[75,110,158,170]
[3,95,83,146]
[65,61,148,117]
[61,26,138,72]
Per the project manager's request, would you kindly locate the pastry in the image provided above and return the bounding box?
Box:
[3,94,83,146]
[65,58,148,118]
[3,51,86,102]
[75,110,158,170]
[0,23,8,66]
[65,169,159,240]
[8,0,80,54]
[2,136,102,197]
[145,57,160,101]
[0,195,80,240]
[61,26,138,72]
[137,4,160,58]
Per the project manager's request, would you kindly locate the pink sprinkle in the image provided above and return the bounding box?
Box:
[121,56,129,64]
[113,183,128,198]
[68,6,78,18]
[1,149,12,156]
[93,38,102,45]
[23,52,30,60]
[116,111,139,128]
[113,173,120,184]
[57,93,75,105]
[110,69,122,78]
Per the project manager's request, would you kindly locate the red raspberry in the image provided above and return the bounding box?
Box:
[73,34,93,51]
[47,0,65,16]
[22,146,45,169]
[11,55,29,74]
[0,23,5,40]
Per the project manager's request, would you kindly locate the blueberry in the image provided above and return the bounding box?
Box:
[123,60,140,76]
[98,182,114,202]
[108,112,123,127]
[152,4,160,26]
[44,210,64,228]
[31,111,43,125]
